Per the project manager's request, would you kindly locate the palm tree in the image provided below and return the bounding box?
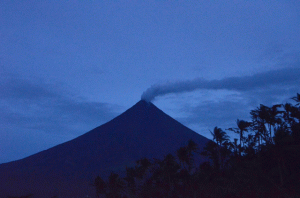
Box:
[151,154,180,197]
[135,158,151,179]
[244,134,256,158]
[236,119,251,156]
[251,107,268,146]
[236,119,251,146]
[256,104,282,141]
[107,172,125,198]
[210,127,229,169]
[233,138,238,156]
[283,103,294,124]
[258,104,272,142]
[268,104,283,139]
[292,93,300,106]
[273,125,292,186]
[124,167,137,196]
[177,146,189,168]
[210,127,229,147]
[200,140,219,169]
[187,139,198,154]
[94,175,107,198]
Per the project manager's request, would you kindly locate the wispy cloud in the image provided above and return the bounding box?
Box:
[0,76,120,135]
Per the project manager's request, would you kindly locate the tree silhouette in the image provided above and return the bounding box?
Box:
[237,119,251,147]
[177,146,189,168]
[8,194,33,198]
[210,126,229,147]
[291,93,300,106]
[282,103,295,125]
[268,104,283,139]
[201,140,219,169]
[106,173,125,198]
[227,120,251,156]
[94,175,107,198]
[210,127,229,169]
[176,140,197,171]
[124,167,137,196]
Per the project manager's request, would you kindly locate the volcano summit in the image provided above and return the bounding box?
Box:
[0,100,210,197]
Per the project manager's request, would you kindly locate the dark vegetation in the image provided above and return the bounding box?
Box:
[94,93,300,198]
[8,194,33,198]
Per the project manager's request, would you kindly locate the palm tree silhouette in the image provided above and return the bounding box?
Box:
[177,146,189,168]
[251,107,268,146]
[107,172,125,198]
[255,104,282,143]
[268,104,283,139]
[236,119,251,155]
[282,103,294,124]
[210,127,229,147]
[210,127,229,169]
[94,175,106,198]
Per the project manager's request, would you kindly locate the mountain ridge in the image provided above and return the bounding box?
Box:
[0,100,210,197]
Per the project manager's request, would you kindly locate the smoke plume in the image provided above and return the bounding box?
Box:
[141,67,300,102]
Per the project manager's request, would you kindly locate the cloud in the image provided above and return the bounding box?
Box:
[180,100,251,127]
[141,67,300,102]
[0,77,58,100]
[257,44,300,67]
[0,76,120,135]
[173,86,299,140]
[176,99,252,139]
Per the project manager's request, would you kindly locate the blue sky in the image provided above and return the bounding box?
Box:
[1,0,299,163]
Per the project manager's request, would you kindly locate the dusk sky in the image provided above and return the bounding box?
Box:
[1,1,300,164]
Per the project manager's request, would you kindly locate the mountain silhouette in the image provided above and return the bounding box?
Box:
[0,100,210,197]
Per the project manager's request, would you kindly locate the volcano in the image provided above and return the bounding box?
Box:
[0,100,210,197]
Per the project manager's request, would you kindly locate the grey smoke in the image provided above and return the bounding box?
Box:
[141,67,300,102]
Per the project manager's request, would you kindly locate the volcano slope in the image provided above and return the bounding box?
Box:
[0,100,210,197]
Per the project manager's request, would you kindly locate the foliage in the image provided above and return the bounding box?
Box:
[94,93,300,198]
